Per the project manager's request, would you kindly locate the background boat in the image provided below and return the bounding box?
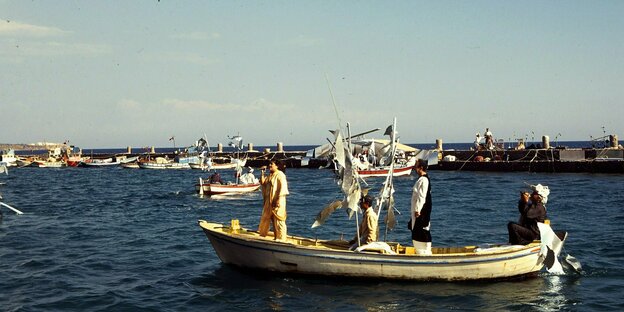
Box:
[195,181,260,196]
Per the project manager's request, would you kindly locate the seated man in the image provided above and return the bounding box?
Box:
[209,172,223,184]
[508,191,547,245]
[239,167,259,184]
[349,195,378,248]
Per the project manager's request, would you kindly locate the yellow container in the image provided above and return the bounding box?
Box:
[230,219,240,231]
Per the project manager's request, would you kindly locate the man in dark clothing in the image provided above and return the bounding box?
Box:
[508,191,547,245]
[409,159,432,255]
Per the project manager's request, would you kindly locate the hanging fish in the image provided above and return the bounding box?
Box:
[384,197,396,231]
[311,200,344,228]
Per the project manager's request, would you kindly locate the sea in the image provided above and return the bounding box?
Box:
[1,143,623,311]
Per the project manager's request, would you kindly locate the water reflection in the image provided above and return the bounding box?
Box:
[187,264,584,311]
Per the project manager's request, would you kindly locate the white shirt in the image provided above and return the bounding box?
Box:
[239,172,258,184]
[410,175,429,230]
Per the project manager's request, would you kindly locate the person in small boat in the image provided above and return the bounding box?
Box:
[349,194,378,249]
[209,172,223,184]
[507,190,547,245]
[409,159,433,255]
[258,160,289,241]
[239,167,259,184]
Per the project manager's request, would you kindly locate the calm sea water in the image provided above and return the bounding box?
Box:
[1,166,623,311]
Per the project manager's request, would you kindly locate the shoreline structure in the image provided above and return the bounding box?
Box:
[2,135,623,173]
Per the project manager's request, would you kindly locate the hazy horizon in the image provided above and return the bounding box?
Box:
[2,1,622,148]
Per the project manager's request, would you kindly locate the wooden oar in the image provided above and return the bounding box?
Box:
[0,202,23,215]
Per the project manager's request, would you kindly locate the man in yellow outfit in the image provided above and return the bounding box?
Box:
[258,160,289,241]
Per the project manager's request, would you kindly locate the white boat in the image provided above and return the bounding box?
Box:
[357,163,414,178]
[198,220,566,281]
[121,162,140,169]
[80,158,120,167]
[195,182,260,196]
[190,158,247,170]
[138,158,190,169]
[0,149,18,167]
[16,158,33,167]
[32,159,66,168]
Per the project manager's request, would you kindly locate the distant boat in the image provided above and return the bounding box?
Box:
[121,162,140,169]
[195,181,260,196]
[16,158,33,167]
[138,157,190,169]
[357,163,414,178]
[0,149,18,167]
[80,158,120,167]
[190,157,247,170]
[32,159,66,168]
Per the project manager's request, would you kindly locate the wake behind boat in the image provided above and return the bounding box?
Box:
[198,220,565,281]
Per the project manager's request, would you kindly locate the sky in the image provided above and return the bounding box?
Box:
[1,1,623,148]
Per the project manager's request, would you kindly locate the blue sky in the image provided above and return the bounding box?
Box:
[1,1,622,148]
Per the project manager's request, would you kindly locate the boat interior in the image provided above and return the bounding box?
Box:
[199,219,541,256]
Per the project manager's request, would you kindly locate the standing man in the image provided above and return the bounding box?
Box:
[485,128,494,150]
[258,160,289,241]
[409,159,432,255]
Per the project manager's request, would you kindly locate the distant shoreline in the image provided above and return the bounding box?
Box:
[0,143,60,151]
[1,140,609,152]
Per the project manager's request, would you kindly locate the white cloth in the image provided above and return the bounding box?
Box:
[410,176,429,231]
[239,172,258,184]
[537,222,564,274]
[412,240,432,255]
[354,242,396,254]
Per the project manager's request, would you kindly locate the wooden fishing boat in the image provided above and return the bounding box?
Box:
[195,182,260,196]
[66,156,88,167]
[137,156,190,169]
[190,158,247,170]
[139,161,190,169]
[16,157,33,167]
[198,220,564,281]
[80,158,120,167]
[358,164,413,178]
[121,162,140,169]
[32,159,66,168]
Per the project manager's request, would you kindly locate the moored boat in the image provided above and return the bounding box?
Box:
[357,163,414,178]
[138,158,190,169]
[190,157,247,170]
[0,149,18,167]
[195,181,260,196]
[80,158,120,167]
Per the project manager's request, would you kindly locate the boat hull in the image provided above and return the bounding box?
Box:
[199,220,546,281]
[138,162,190,169]
[358,165,413,178]
[196,183,260,195]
